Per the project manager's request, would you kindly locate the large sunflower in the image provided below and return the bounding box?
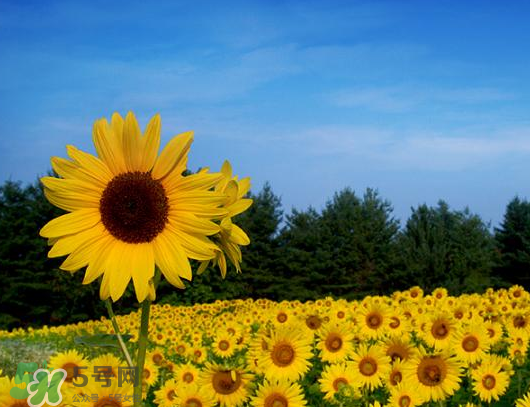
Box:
[40,112,240,302]
[252,379,307,407]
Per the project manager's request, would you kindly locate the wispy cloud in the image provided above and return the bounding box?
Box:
[329,85,515,112]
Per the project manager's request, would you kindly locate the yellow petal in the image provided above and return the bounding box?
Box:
[48,222,106,257]
[122,112,143,171]
[174,171,224,192]
[131,243,155,303]
[92,118,127,175]
[152,131,193,180]
[227,198,253,217]
[237,177,251,197]
[40,208,100,238]
[41,176,102,199]
[60,234,102,272]
[168,211,220,235]
[83,235,114,285]
[139,114,161,172]
[43,188,99,212]
[170,228,218,260]
[107,241,132,302]
[230,224,251,246]
[66,145,113,185]
[153,229,192,287]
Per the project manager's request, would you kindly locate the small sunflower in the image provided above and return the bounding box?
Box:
[451,323,491,365]
[174,362,201,387]
[357,301,389,339]
[40,112,251,302]
[259,325,313,382]
[388,383,423,407]
[199,363,253,407]
[349,344,391,391]
[154,379,179,407]
[319,362,357,401]
[252,379,307,407]
[471,360,510,402]
[212,331,239,359]
[316,322,354,363]
[403,349,462,402]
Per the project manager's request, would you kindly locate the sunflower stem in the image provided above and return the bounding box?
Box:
[134,299,152,407]
[105,299,134,368]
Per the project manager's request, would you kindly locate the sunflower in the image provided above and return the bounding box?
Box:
[451,323,491,365]
[357,301,389,339]
[40,112,244,302]
[471,360,510,402]
[387,383,423,407]
[316,322,354,363]
[259,325,313,381]
[383,337,416,363]
[0,375,66,407]
[88,352,125,380]
[319,362,357,401]
[174,362,201,387]
[349,344,391,391]
[403,350,462,402]
[154,379,179,407]
[199,363,253,407]
[176,384,216,407]
[252,379,307,407]
[142,358,159,387]
[48,349,88,387]
[422,312,457,350]
[212,331,239,359]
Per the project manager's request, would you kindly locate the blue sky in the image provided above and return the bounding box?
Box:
[1,0,529,228]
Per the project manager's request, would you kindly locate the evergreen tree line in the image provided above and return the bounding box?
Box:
[1,178,529,329]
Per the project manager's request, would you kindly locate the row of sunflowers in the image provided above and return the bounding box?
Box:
[1,285,530,407]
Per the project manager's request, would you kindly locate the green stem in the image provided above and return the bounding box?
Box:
[134,299,152,407]
[105,299,134,368]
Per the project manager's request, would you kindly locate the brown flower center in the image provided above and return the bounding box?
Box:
[390,370,402,385]
[359,357,377,376]
[417,356,446,386]
[271,342,295,367]
[431,320,450,339]
[306,315,322,330]
[94,398,121,407]
[276,312,288,323]
[100,171,169,243]
[212,370,241,395]
[513,316,526,328]
[482,374,496,390]
[218,340,230,351]
[389,317,401,329]
[184,398,203,407]
[332,378,348,391]
[61,362,79,382]
[398,395,411,407]
[325,333,343,352]
[167,390,177,401]
[462,335,479,352]
[366,312,383,329]
[183,372,194,383]
[264,393,288,407]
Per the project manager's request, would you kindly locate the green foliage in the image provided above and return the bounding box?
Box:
[396,201,498,294]
[494,196,530,288]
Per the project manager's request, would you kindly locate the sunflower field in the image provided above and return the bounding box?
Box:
[2,285,530,407]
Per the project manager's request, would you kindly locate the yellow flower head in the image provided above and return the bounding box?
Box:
[40,112,251,302]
